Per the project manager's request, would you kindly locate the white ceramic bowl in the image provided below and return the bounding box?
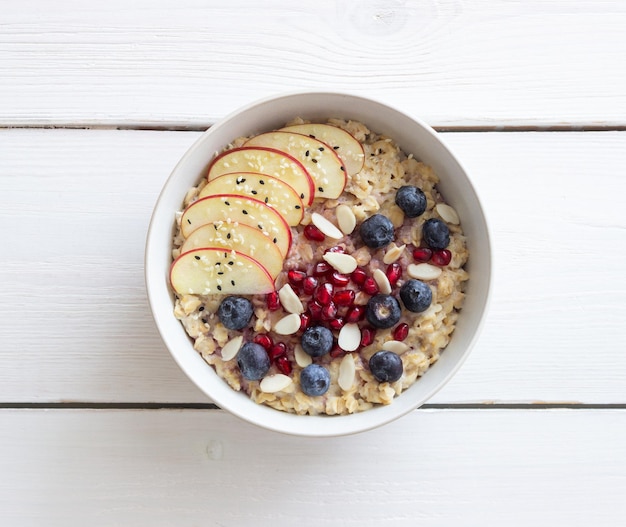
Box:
[145,92,492,437]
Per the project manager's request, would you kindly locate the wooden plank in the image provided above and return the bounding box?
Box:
[1,408,625,525]
[0,129,625,404]
[2,0,626,128]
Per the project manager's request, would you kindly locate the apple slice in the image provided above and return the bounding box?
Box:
[170,247,275,296]
[180,222,283,278]
[181,194,291,257]
[244,132,347,199]
[198,172,304,226]
[279,123,364,176]
[207,146,315,206]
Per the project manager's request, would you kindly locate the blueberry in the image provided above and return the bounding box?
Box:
[360,214,394,249]
[422,218,450,250]
[237,342,270,381]
[301,326,333,357]
[217,296,254,330]
[369,351,403,383]
[395,186,427,218]
[365,294,402,329]
[300,364,331,396]
[399,279,432,313]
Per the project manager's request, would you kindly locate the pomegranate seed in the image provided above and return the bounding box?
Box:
[333,289,355,306]
[266,291,280,311]
[253,334,273,350]
[392,323,409,342]
[304,224,325,242]
[314,282,334,305]
[345,305,366,323]
[321,301,338,320]
[276,356,292,375]
[302,276,318,295]
[351,267,367,285]
[330,271,350,287]
[363,277,379,295]
[287,269,306,286]
[431,249,452,266]
[268,342,287,361]
[413,247,433,262]
[329,343,345,358]
[360,327,376,347]
[324,245,345,254]
[313,261,332,276]
[329,317,345,330]
[308,301,323,319]
[299,312,311,331]
[386,262,402,286]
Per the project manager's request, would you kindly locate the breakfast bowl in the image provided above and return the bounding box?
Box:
[145,92,492,437]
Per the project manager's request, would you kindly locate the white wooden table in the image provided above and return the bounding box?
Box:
[2,2,626,525]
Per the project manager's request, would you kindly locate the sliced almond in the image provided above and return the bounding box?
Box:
[311,212,343,239]
[294,344,312,368]
[221,335,243,361]
[278,283,304,314]
[373,268,392,294]
[323,252,357,274]
[407,263,442,281]
[338,353,356,391]
[273,313,301,335]
[336,204,357,235]
[338,323,361,352]
[260,374,293,393]
[383,243,406,264]
[436,203,460,225]
[382,340,409,354]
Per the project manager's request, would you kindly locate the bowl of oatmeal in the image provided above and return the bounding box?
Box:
[145,92,491,436]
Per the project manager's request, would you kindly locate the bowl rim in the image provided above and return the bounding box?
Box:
[145,90,493,437]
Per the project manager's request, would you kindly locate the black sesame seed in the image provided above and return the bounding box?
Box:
[259,180,265,185]
[226,233,231,239]
[224,200,230,206]
[340,166,345,171]
[231,280,235,286]
[333,145,339,150]
[308,134,315,138]
[199,306,205,311]
[217,285,222,291]
[187,219,191,224]
[295,205,301,209]
[300,193,305,199]
[312,159,318,164]
[215,262,221,266]
[213,224,218,230]
[194,255,200,260]
[202,317,208,324]
[218,271,224,275]
[251,190,258,195]
[273,237,277,243]
[264,197,269,203]
[318,147,324,151]
[242,210,248,214]
[258,224,263,230]
[305,150,310,157]
[318,186,324,192]
[228,261,234,265]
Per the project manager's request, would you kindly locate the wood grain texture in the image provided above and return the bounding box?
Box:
[1,129,625,404]
[1,408,625,526]
[2,0,626,128]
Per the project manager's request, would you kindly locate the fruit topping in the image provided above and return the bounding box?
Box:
[345,305,366,323]
[360,327,376,347]
[392,323,409,342]
[412,247,433,262]
[217,296,254,330]
[299,312,312,331]
[365,294,402,329]
[362,277,379,296]
[253,334,273,350]
[395,185,427,218]
[351,267,367,285]
[304,224,326,242]
[266,291,281,311]
[422,218,450,250]
[333,289,355,306]
[268,342,287,361]
[330,271,350,287]
[431,249,452,267]
[237,342,271,381]
[314,282,334,305]
[287,269,307,287]
[302,276,319,295]
[301,326,334,357]
[385,262,402,286]
[399,279,433,313]
[321,302,338,320]
[300,364,331,396]
[360,214,395,249]
[369,351,403,383]
[276,355,293,375]
[313,262,332,276]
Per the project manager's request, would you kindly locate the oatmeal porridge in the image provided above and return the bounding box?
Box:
[170,118,469,415]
